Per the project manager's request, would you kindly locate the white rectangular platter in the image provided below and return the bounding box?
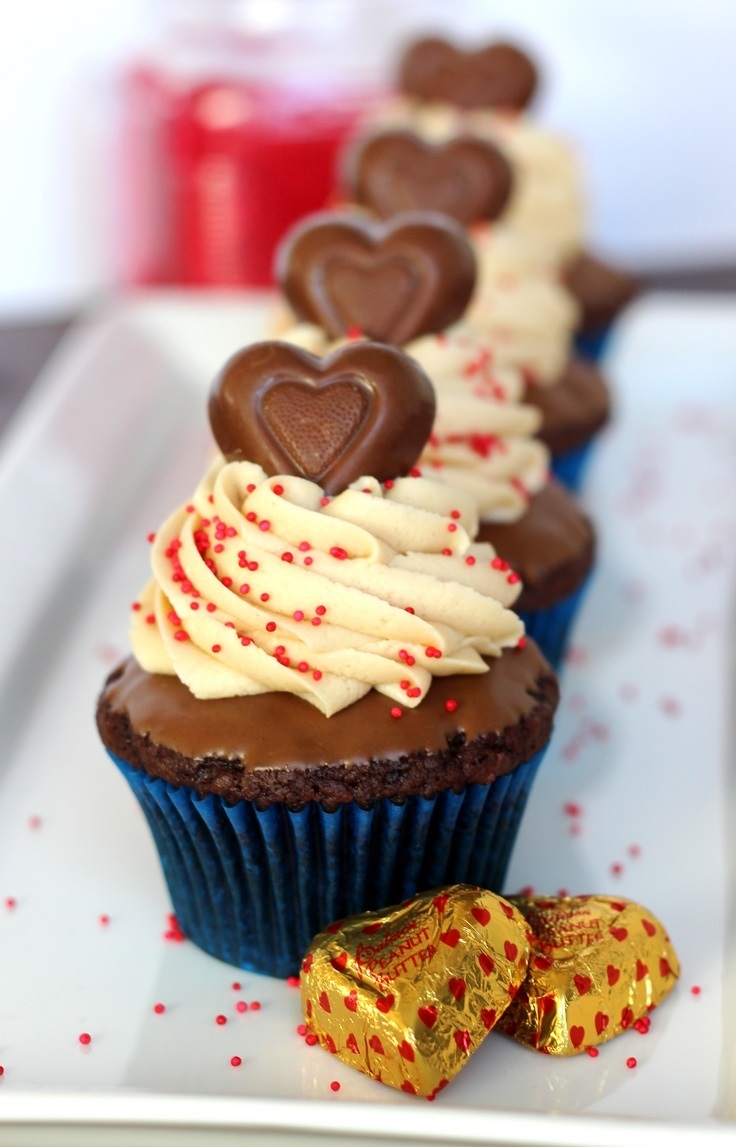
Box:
[0,291,735,1147]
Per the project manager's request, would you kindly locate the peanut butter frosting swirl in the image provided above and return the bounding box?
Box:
[408,330,550,523]
[132,457,524,717]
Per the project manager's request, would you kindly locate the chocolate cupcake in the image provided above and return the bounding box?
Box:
[97,339,559,977]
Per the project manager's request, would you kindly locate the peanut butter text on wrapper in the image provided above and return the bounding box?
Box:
[300,885,530,1097]
[501,895,680,1055]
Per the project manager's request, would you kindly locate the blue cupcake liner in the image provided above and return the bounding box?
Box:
[519,575,591,671]
[549,439,596,494]
[108,746,549,978]
[574,324,612,364]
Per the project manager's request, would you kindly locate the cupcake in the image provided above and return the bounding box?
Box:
[368,35,639,359]
[97,338,559,977]
[342,135,611,491]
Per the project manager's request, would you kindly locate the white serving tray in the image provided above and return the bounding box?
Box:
[1,290,736,1147]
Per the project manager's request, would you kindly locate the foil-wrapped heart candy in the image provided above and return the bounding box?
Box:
[300,885,530,1097]
[501,895,680,1054]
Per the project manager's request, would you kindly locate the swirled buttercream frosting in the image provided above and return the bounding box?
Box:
[132,457,524,717]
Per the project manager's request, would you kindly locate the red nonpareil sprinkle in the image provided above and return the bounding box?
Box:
[221,577,233,588]
[287,976,299,988]
[299,541,311,551]
[304,556,313,566]
[272,484,284,496]
[246,512,256,522]
[587,1047,599,1058]
[211,644,221,653]
[626,1057,637,1069]
[297,1023,308,1035]
[447,522,457,533]
[298,662,309,673]
[405,606,415,614]
[330,1081,341,1092]
[78,1033,91,1046]
[164,913,185,942]
[313,670,323,681]
[232,982,241,991]
[239,584,250,595]
[409,467,421,478]
[206,602,216,612]
[293,610,304,621]
[250,1001,261,1012]
[400,679,410,690]
[214,544,224,553]
[260,592,270,602]
[465,555,476,566]
[216,1015,227,1025]
[131,602,141,612]
[384,479,394,490]
[330,547,348,560]
[230,1055,242,1067]
[611,863,623,876]
[516,636,528,650]
[274,646,286,656]
[442,548,452,556]
[311,616,321,625]
[445,699,458,713]
[246,484,256,493]
[189,602,199,610]
[425,646,442,659]
[247,561,258,572]
[173,630,189,642]
[146,614,155,624]
[154,1003,165,1015]
[147,532,156,543]
[167,610,181,626]
[346,325,362,340]
[240,636,252,647]
[507,572,520,585]
[315,605,327,616]
[4,898,15,910]
[450,510,461,520]
[99,914,110,926]
[320,497,330,507]
[265,621,277,632]
[491,557,508,571]
[390,707,403,719]
[281,552,293,563]
[0,1066,4,1075]
[691,985,701,996]
[305,1033,318,1046]
[259,520,271,532]
[634,1018,650,1034]
[407,687,421,698]
[236,1001,248,1014]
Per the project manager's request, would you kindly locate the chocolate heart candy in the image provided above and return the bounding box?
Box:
[209,340,436,495]
[347,130,513,226]
[399,37,538,111]
[499,895,680,1055]
[300,885,530,1097]
[276,211,476,344]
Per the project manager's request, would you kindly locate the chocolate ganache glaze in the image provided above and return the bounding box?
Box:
[275,212,476,345]
[97,641,557,807]
[478,481,595,612]
[398,38,539,111]
[526,358,611,458]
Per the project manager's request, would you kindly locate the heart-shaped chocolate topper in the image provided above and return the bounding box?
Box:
[346,130,513,226]
[398,37,538,111]
[276,211,476,344]
[209,340,436,495]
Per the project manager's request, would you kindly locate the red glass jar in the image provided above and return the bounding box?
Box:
[119,0,400,288]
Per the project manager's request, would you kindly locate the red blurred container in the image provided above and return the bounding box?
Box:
[119,0,392,288]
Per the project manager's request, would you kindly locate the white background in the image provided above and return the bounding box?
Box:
[1,0,735,317]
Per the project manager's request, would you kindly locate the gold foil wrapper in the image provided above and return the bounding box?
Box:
[500,895,680,1055]
[300,885,530,1097]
